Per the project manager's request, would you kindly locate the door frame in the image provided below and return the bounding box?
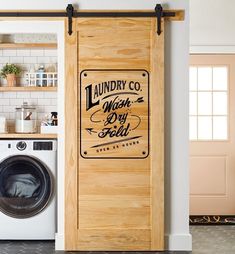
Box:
[189,54,235,216]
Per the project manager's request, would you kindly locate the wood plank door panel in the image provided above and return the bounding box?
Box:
[65,17,164,251]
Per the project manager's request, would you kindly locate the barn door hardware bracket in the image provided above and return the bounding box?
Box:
[66,4,74,35]
[155,4,176,35]
[155,4,163,35]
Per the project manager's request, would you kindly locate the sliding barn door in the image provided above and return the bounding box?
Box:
[65,17,164,251]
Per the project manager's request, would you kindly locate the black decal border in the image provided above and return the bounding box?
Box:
[79,69,150,160]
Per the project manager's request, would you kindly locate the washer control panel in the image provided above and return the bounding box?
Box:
[33,142,53,151]
[1,140,56,152]
[16,141,27,151]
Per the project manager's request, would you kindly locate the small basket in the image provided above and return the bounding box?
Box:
[26,72,57,87]
[41,126,58,134]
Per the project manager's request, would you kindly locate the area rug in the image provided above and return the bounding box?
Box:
[190,215,235,225]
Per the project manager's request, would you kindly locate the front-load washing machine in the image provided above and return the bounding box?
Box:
[0,139,56,240]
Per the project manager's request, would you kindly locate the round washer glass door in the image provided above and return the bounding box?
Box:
[0,155,52,218]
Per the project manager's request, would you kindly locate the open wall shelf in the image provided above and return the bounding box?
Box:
[0,43,57,49]
[0,86,57,92]
[0,133,57,139]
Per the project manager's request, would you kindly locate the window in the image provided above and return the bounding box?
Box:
[189,66,228,141]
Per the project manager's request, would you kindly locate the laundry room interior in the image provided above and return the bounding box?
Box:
[0,33,58,135]
[3,1,235,254]
[0,20,65,250]
[0,32,59,238]
[0,0,190,253]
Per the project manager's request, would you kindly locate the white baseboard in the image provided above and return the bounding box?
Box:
[165,233,192,251]
[55,233,64,250]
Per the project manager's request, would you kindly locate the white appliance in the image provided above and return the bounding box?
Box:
[0,139,56,240]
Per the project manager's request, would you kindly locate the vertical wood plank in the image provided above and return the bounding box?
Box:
[150,19,165,250]
[64,18,78,250]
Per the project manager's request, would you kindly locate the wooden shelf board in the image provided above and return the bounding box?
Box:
[0,133,57,139]
[0,43,57,49]
[0,86,57,92]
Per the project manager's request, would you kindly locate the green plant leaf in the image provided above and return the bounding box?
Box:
[0,63,21,79]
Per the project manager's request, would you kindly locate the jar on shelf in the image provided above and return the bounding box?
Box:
[15,102,37,133]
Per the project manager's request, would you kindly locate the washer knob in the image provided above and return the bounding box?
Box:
[16,141,27,151]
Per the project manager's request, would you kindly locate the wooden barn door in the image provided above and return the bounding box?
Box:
[65,17,164,251]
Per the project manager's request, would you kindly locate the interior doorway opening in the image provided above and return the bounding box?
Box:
[0,20,65,249]
[189,54,235,225]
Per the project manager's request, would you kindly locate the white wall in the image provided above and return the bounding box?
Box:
[190,0,235,53]
[0,48,57,86]
[0,91,57,132]
[0,0,190,251]
[0,47,57,132]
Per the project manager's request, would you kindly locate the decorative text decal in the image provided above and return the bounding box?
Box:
[80,70,149,159]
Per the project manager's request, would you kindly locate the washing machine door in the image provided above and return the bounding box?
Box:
[0,155,52,218]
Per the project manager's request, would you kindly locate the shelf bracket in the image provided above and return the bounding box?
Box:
[66,4,74,36]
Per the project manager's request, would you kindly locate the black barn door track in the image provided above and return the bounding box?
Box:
[0,4,178,36]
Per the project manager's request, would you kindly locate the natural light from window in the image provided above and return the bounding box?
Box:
[189,66,228,141]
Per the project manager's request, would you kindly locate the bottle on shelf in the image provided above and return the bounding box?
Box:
[51,112,58,126]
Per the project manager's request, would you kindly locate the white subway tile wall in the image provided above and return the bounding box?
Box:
[0,48,57,86]
[0,92,57,133]
[0,47,57,133]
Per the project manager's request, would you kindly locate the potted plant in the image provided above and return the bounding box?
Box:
[0,63,21,87]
